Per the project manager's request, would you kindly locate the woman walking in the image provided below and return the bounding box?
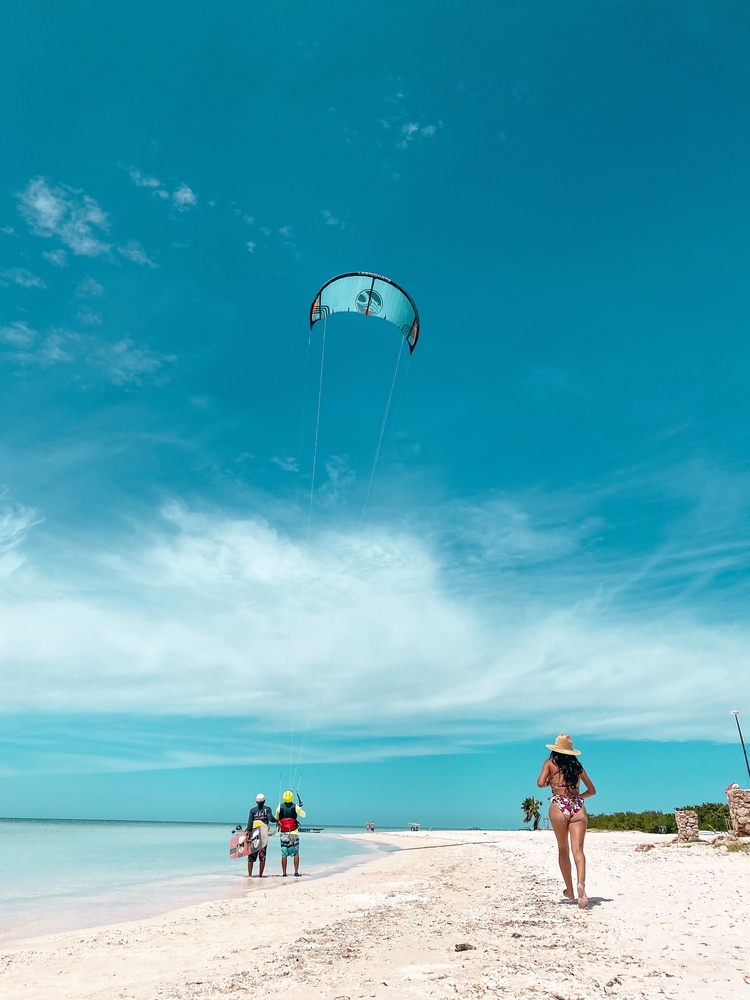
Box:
[537,734,596,909]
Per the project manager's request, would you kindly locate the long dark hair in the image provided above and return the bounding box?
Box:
[550,750,582,789]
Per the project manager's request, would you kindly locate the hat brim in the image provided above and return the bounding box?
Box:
[546,744,581,755]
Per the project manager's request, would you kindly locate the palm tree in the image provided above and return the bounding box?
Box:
[521,796,542,831]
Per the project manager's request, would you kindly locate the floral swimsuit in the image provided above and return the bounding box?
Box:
[550,793,584,819]
[549,766,584,819]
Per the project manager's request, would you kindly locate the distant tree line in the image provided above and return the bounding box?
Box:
[587,802,730,834]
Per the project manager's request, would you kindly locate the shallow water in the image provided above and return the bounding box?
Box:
[0,819,382,944]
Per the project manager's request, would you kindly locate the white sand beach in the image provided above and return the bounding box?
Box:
[1,830,748,1000]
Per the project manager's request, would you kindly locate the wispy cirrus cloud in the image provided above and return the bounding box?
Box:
[0,501,40,579]
[17,177,111,257]
[0,493,747,749]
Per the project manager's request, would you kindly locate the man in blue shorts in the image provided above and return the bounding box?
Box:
[275,789,306,876]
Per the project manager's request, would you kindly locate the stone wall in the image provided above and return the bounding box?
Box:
[674,809,700,842]
[726,787,750,837]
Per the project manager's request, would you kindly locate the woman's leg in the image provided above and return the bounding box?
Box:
[569,808,588,908]
[549,803,574,898]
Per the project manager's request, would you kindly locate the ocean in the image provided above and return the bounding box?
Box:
[0,818,386,945]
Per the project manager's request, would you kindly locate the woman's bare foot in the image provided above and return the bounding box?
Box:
[577,882,588,909]
[560,887,574,902]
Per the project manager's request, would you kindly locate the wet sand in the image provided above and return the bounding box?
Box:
[1,830,748,999]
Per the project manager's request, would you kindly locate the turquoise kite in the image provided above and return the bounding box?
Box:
[309,272,420,353]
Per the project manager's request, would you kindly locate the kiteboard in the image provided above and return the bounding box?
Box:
[229,823,269,859]
[229,828,250,859]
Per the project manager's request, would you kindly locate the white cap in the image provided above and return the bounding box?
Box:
[256,793,265,802]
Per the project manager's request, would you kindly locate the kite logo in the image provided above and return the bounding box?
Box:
[355,288,383,315]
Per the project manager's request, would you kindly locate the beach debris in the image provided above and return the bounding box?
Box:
[635,843,655,852]
[455,942,476,951]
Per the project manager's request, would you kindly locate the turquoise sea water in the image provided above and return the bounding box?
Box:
[0,819,383,945]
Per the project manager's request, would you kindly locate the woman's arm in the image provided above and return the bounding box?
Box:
[579,768,596,799]
[536,760,552,788]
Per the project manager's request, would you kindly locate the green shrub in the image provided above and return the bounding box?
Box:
[676,802,730,832]
[587,802,731,834]
[587,810,677,834]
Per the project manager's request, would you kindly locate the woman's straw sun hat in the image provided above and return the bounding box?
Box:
[546,734,581,756]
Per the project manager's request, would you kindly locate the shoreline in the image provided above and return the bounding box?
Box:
[1,829,748,998]
[0,831,391,948]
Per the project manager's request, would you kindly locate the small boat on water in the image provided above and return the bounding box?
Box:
[299,827,324,833]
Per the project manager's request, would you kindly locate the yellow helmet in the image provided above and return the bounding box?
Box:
[283,789,294,803]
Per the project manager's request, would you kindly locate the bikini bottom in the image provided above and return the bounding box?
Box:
[550,794,584,820]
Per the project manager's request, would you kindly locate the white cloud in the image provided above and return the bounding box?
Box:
[173,185,197,210]
[17,177,111,257]
[272,456,298,472]
[129,169,162,189]
[43,249,68,267]
[36,333,73,364]
[1,267,46,288]
[77,308,103,326]
[0,500,747,747]
[0,324,73,366]
[444,497,591,566]
[318,455,356,504]
[0,504,40,579]
[0,321,37,347]
[1,225,15,235]
[246,241,256,253]
[117,240,157,267]
[1,324,175,378]
[94,337,175,385]
[75,276,105,298]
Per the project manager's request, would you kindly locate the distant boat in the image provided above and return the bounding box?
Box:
[299,827,324,833]
[408,821,420,831]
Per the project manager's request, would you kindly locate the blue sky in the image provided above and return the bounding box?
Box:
[1,2,749,822]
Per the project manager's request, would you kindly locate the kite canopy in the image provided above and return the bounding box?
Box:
[310,272,420,353]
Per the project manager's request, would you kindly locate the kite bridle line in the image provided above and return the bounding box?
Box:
[290,332,409,789]
[287,315,327,785]
[358,336,404,533]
